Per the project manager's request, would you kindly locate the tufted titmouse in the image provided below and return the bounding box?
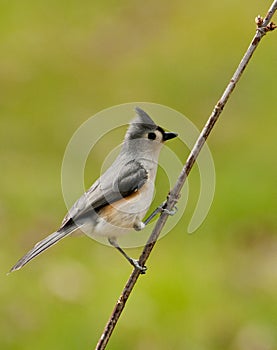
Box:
[10,107,177,273]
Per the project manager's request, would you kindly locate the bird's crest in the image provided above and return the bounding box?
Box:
[125,107,156,140]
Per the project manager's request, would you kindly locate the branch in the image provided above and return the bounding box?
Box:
[95,3,277,349]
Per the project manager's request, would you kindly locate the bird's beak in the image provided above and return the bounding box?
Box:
[163,131,178,141]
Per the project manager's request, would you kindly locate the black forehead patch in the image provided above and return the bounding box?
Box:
[156,126,165,135]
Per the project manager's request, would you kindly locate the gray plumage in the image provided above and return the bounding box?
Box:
[10,107,177,272]
[125,107,156,140]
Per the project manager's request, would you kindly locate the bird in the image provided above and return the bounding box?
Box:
[10,107,177,273]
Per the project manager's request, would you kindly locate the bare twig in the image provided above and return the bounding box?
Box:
[95,3,277,349]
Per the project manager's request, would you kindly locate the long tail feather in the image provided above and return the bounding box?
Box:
[9,223,77,273]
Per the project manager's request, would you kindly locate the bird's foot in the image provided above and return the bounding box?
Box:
[130,258,147,274]
[162,205,178,216]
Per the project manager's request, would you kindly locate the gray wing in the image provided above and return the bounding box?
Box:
[61,160,148,227]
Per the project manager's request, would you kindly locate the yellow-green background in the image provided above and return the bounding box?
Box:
[1,1,276,349]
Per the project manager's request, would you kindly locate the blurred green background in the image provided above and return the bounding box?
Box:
[1,1,277,349]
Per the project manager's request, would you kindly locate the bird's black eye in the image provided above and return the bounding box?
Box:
[148,132,156,140]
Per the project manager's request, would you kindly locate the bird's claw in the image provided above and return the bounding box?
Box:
[162,205,178,216]
[130,259,147,274]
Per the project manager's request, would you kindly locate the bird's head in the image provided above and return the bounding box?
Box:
[125,107,178,145]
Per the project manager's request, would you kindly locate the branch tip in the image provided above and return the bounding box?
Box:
[255,15,264,27]
[255,14,277,33]
[267,21,277,31]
